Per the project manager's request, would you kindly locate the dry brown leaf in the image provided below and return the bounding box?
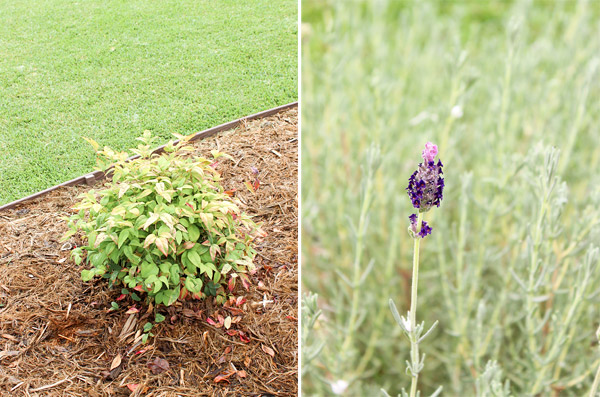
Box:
[148,357,170,374]
[261,344,275,357]
[110,354,122,371]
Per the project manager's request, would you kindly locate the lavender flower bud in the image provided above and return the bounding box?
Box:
[409,214,432,238]
[407,142,444,212]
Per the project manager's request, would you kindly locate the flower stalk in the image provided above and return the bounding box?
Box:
[408,211,423,397]
[385,142,444,397]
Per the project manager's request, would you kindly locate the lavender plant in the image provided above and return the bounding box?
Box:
[384,143,443,397]
[302,1,600,395]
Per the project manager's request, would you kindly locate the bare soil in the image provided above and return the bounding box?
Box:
[0,107,298,396]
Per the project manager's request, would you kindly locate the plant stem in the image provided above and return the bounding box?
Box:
[341,185,372,354]
[409,212,423,397]
[590,353,600,397]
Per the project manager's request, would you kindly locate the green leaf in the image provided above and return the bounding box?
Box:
[118,229,130,248]
[155,313,166,323]
[111,302,119,311]
[131,292,141,302]
[144,274,158,290]
[140,261,159,279]
[204,281,218,296]
[81,269,94,282]
[221,264,232,274]
[159,262,171,274]
[188,224,200,242]
[123,245,141,264]
[143,322,153,332]
[185,276,203,294]
[188,250,202,268]
[169,264,181,283]
[164,286,180,306]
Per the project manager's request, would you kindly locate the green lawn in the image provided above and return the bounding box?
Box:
[0,0,297,205]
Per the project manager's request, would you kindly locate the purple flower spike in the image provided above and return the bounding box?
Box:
[409,214,432,238]
[407,143,444,212]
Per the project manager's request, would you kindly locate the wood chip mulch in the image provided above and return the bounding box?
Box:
[0,107,298,396]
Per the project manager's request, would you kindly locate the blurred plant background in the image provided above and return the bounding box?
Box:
[301,0,599,396]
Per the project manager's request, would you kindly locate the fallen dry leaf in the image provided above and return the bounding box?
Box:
[261,344,275,357]
[125,306,140,314]
[224,316,232,329]
[237,369,247,378]
[214,369,236,384]
[110,354,122,371]
[239,331,251,343]
[126,384,139,392]
[148,357,170,374]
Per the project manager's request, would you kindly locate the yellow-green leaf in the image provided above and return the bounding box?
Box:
[143,213,159,230]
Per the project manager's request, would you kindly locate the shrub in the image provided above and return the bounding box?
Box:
[63,132,261,306]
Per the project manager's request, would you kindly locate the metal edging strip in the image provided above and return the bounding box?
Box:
[0,102,298,212]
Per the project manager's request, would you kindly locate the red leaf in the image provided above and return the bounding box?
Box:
[126,384,139,392]
[179,287,189,300]
[185,203,194,210]
[133,285,143,292]
[235,296,246,306]
[116,294,127,301]
[214,370,236,383]
[125,306,140,314]
[240,274,251,291]
[135,347,151,355]
[228,278,235,292]
[239,331,251,343]
[224,189,236,197]
[286,315,297,321]
[206,317,217,326]
[252,179,260,192]
[226,330,238,336]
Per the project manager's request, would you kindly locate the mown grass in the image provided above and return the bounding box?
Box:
[0,0,297,205]
[301,0,599,396]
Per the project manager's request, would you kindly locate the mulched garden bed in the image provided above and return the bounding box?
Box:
[0,107,298,396]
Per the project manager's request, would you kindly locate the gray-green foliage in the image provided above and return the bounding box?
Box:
[301,0,600,395]
[64,132,260,307]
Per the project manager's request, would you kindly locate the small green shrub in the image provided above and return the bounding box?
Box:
[63,132,261,306]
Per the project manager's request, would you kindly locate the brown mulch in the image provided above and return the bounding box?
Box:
[0,108,298,396]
